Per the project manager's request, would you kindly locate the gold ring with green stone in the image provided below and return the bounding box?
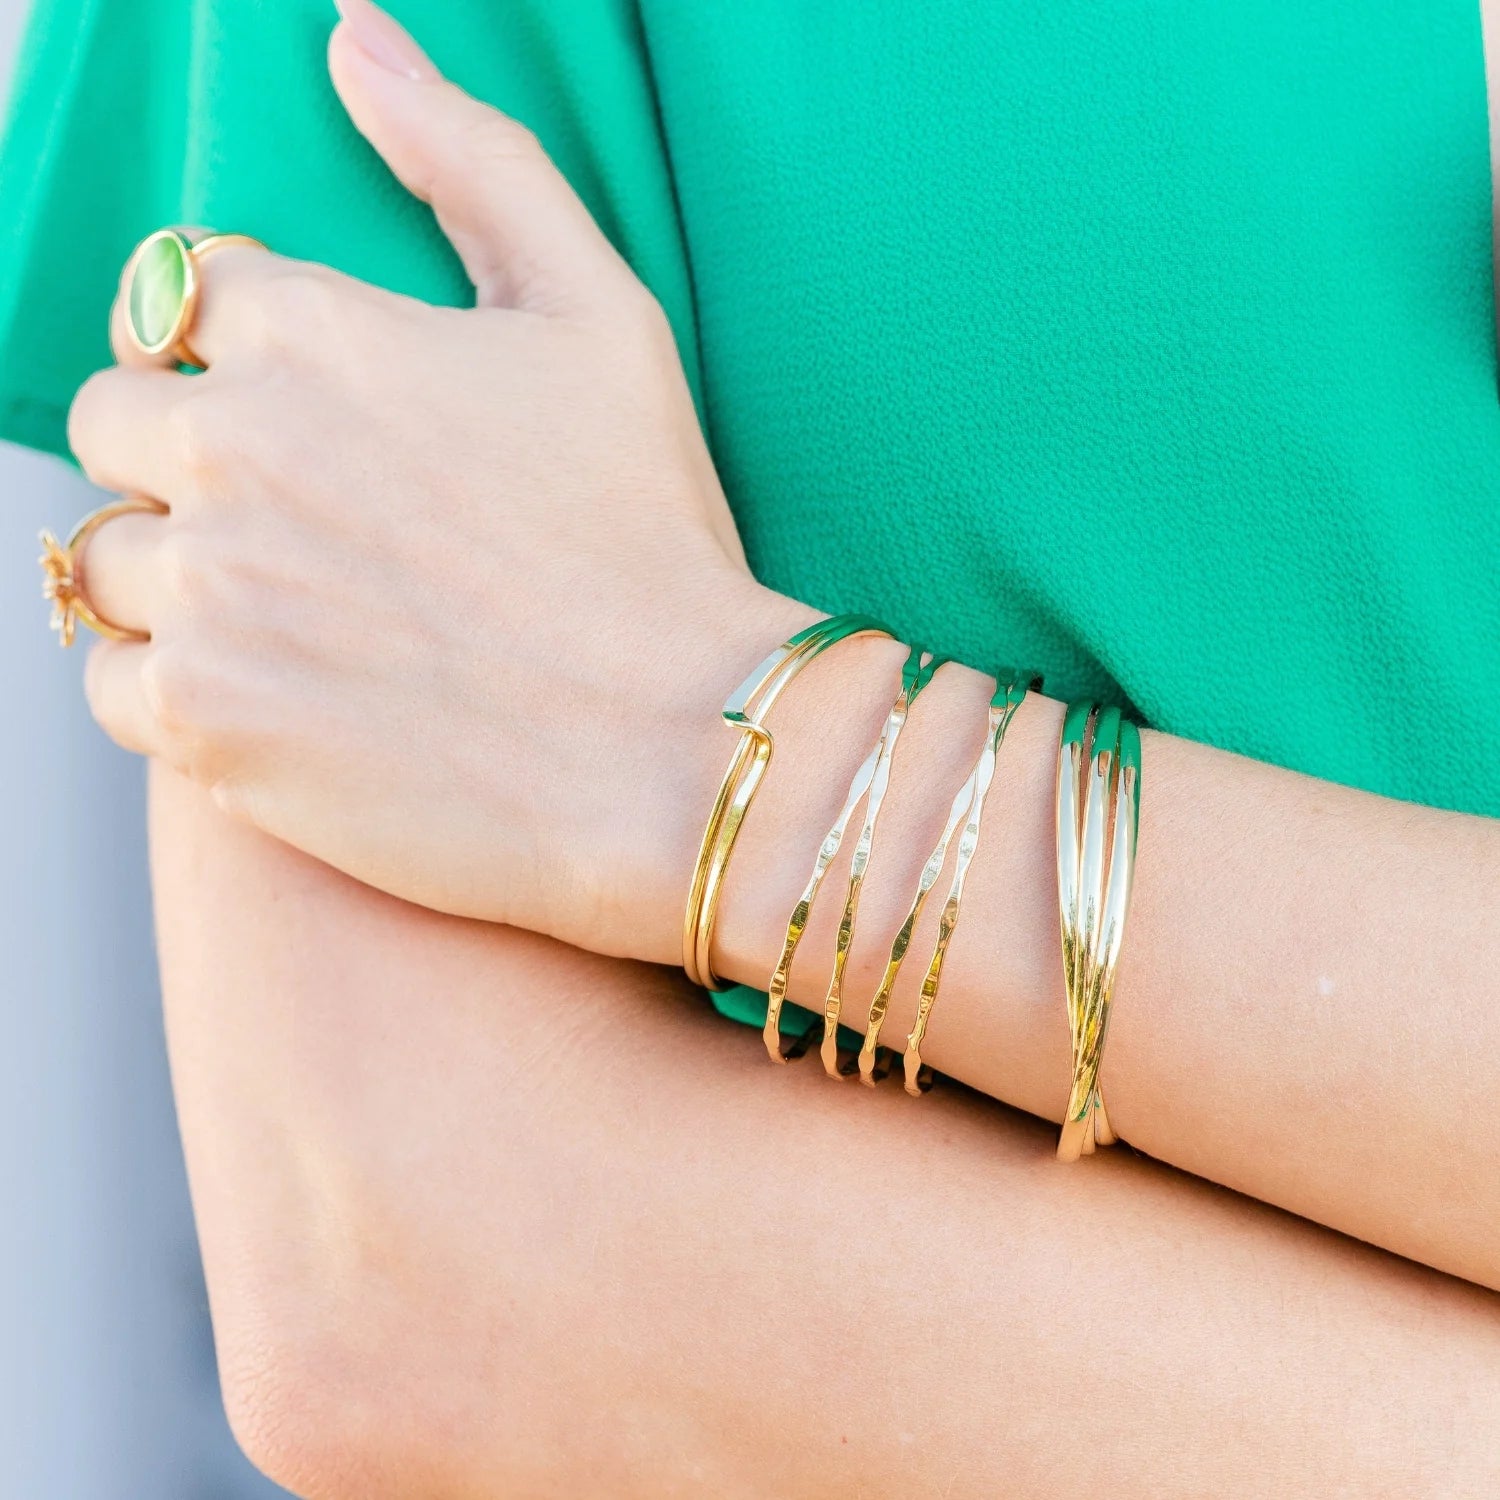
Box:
[123,228,264,366]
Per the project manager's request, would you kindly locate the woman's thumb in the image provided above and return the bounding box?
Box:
[328,0,631,313]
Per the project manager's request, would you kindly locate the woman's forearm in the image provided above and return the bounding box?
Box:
[149,765,1500,1498]
[694,623,1500,1289]
[66,9,1493,1294]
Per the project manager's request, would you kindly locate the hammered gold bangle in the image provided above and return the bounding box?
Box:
[806,645,948,1076]
[854,759,973,1085]
[1056,701,1142,1161]
[900,673,1032,1095]
[682,614,892,991]
[761,641,933,1060]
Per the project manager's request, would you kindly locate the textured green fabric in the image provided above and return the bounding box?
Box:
[3,2,1499,1034]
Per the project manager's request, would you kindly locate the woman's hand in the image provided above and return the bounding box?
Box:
[67,4,806,961]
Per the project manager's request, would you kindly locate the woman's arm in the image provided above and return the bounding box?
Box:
[706,635,1500,1291]
[71,0,1500,1304]
[152,765,1500,1500]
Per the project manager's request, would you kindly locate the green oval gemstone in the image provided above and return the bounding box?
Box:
[128,232,190,351]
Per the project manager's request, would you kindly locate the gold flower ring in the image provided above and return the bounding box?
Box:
[39,497,167,648]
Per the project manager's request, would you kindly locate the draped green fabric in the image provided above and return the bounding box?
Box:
[3,1,1497,1033]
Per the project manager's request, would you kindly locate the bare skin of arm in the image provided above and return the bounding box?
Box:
[706,623,1500,1292]
[151,767,1500,1500]
[71,9,1500,1297]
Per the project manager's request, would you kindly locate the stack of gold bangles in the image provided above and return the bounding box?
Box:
[682,613,1142,1159]
[1054,701,1140,1160]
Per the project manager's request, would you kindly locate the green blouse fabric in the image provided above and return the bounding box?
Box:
[3,1,1499,1032]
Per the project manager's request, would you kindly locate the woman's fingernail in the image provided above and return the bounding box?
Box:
[333,0,438,81]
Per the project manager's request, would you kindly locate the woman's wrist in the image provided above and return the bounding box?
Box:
[660,605,1066,1095]
[616,580,822,966]
[713,649,1069,1114]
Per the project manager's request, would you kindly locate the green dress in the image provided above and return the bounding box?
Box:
[3,0,1498,1032]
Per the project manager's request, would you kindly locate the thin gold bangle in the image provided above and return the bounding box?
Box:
[901,674,1031,1095]
[761,643,947,1075]
[761,648,909,1062]
[682,614,892,991]
[1056,703,1141,1160]
[857,672,1036,1085]
[1058,702,1112,1153]
[857,761,977,1084]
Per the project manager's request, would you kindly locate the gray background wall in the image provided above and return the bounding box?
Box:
[1,2,289,1493]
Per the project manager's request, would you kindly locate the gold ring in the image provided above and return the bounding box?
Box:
[123,228,265,366]
[39,497,168,648]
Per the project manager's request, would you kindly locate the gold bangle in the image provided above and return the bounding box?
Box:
[1056,703,1141,1160]
[856,764,973,1085]
[772,644,947,1075]
[1058,702,1113,1154]
[901,674,1031,1095]
[682,614,892,991]
[856,672,1034,1084]
[762,643,914,1061]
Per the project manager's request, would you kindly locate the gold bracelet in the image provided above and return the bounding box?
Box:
[807,646,948,1076]
[1056,702,1141,1160]
[762,640,925,1060]
[901,674,1031,1095]
[856,672,1034,1085]
[1058,702,1115,1154]
[856,761,977,1085]
[682,614,892,991]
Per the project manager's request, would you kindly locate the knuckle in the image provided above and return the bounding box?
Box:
[472,107,543,165]
[81,642,119,729]
[139,646,205,749]
[65,369,114,476]
[167,391,233,483]
[254,268,342,349]
[596,288,685,391]
[157,525,213,614]
[140,639,241,785]
[254,268,385,373]
[430,108,544,208]
[619,284,674,348]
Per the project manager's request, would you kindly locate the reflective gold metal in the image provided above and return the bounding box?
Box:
[857,758,978,1084]
[39,496,168,647]
[901,675,1031,1095]
[808,646,946,1075]
[682,615,892,992]
[1056,703,1141,1161]
[122,228,265,366]
[764,719,889,1061]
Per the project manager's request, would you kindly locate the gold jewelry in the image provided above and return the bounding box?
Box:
[815,646,947,1076]
[123,228,265,365]
[39,497,168,648]
[857,767,973,1085]
[683,614,892,992]
[763,707,889,1061]
[1058,703,1116,1154]
[901,674,1031,1095]
[760,644,944,1066]
[1056,702,1141,1161]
